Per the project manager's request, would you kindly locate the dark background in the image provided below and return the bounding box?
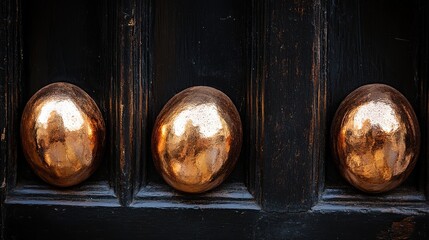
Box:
[1,0,428,239]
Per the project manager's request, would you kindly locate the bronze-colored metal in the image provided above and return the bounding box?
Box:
[20,82,105,187]
[151,86,242,193]
[331,84,420,193]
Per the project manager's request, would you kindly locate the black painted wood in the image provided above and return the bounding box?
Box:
[1,0,22,197]
[259,0,322,211]
[19,0,111,186]
[3,203,428,239]
[320,0,429,218]
[246,0,265,206]
[1,0,22,238]
[421,1,429,200]
[110,0,146,206]
[325,0,424,191]
[1,0,429,239]
[149,0,249,185]
[324,0,429,209]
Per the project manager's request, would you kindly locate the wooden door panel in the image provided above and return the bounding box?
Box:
[326,0,423,190]
[20,0,111,185]
[1,0,428,239]
[150,0,249,185]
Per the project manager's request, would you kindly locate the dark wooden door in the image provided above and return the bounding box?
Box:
[1,0,428,239]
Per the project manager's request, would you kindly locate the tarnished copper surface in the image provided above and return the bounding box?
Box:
[331,84,420,193]
[151,86,242,193]
[20,82,105,187]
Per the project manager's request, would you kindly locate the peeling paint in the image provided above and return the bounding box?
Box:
[128,18,135,27]
[1,128,5,141]
[377,217,416,240]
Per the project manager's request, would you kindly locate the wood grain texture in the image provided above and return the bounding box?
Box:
[325,0,425,195]
[1,0,22,194]
[259,0,322,211]
[149,0,249,187]
[246,0,266,206]
[418,0,429,201]
[1,0,22,238]
[20,0,110,185]
[4,202,428,239]
[1,0,429,238]
[110,0,145,206]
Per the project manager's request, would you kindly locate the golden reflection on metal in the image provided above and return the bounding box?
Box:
[331,84,420,193]
[152,86,242,193]
[20,82,105,187]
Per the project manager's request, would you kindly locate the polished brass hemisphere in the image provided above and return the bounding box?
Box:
[20,82,106,187]
[331,84,420,193]
[151,86,243,193]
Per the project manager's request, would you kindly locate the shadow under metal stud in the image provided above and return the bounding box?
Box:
[151,86,243,193]
[21,82,106,187]
[331,83,420,193]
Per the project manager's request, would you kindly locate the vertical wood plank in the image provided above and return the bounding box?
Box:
[149,0,249,184]
[112,0,143,206]
[112,0,151,205]
[419,0,429,199]
[247,0,266,203]
[0,0,22,237]
[326,0,424,190]
[21,0,109,183]
[138,0,153,192]
[259,0,322,211]
[1,0,21,191]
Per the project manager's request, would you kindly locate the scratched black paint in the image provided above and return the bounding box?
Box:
[0,0,428,238]
[325,0,423,191]
[20,0,110,184]
[150,0,249,185]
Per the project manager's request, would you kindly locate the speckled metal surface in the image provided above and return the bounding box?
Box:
[152,86,242,193]
[20,82,105,187]
[331,84,420,193]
